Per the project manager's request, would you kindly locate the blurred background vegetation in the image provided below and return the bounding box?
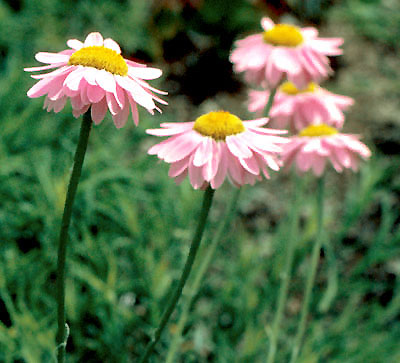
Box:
[0,0,400,361]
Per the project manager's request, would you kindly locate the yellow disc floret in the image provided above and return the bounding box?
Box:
[68,46,128,76]
[263,24,304,47]
[280,81,317,95]
[193,111,245,141]
[299,124,338,137]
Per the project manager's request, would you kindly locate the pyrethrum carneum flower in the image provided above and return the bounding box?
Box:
[147,111,288,189]
[25,32,167,128]
[230,17,343,88]
[248,81,354,131]
[282,123,371,176]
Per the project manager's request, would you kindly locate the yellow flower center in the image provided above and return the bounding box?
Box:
[280,81,317,95]
[263,24,304,47]
[193,111,245,141]
[299,124,338,137]
[68,46,128,76]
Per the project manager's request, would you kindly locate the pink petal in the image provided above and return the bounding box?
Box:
[91,98,108,125]
[162,132,202,163]
[265,56,283,86]
[148,136,178,155]
[227,153,244,186]
[80,80,90,105]
[84,32,104,47]
[272,48,302,73]
[24,63,67,72]
[261,17,275,31]
[193,137,213,167]
[226,135,253,158]
[63,68,85,91]
[104,38,121,53]
[112,101,130,129]
[133,77,169,95]
[239,155,260,175]
[67,39,84,50]
[301,27,318,39]
[70,95,84,110]
[114,84,126,109]
[189,154,205,189]
[72,104,89,118]
[296,151,314,172]
[126,59,147,68]
[309,38,343,55]
[30,65,73,79]
[202,140,220,181]
[211,144,228,189]
[243,118,269,127]
[127,95,139,126]
[96,69,117,93]
[27,76,59,98]
[35,52,70,64]
[106,92,121,115]
[311,154,326,176]
[81,67,98,85]
[174,170,188,185]
[87,84,105,103]
[333,147,352,168]
[169,156,190,178]
[128,66,163,80]
[116,76,156,110]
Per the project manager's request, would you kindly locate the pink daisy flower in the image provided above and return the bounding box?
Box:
[24,32,167,128]
[282,123,371,176]
[248,81,354,132]
[230,17,343,88]
[146,111,288,189]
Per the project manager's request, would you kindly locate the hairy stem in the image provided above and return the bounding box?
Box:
[290,177,325,363]
[56,111,92,362]
[139,186,216,363]
[266,174,302,363]
[166,188,241,362]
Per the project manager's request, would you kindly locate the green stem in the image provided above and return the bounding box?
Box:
[139,186,216,363]
[56,111,92,362]
[290,177,325,363]
[166,188,241,363]
[264,86,278,117]
[266,174,302,363]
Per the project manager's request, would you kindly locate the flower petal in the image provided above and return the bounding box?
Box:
[84,32,104,47]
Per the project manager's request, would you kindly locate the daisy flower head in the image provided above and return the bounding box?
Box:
[282,123,371,176]
[248,81,354,132]
[230,17,343,88]
[146,111,288,189]
[25,32,167,128]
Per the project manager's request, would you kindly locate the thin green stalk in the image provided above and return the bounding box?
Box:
[264,86,278,117]
[266,174,302,363]
[166,188,241,363]
[56,111,92,362]
[290,177,325,363]
[139,186,216,363]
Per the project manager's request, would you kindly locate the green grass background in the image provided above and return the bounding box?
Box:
[1,0,400,361]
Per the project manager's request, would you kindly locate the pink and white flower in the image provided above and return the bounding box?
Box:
[230,17,343,88]
[25,32,167,128]
[248,82,354,132]
[282,124,371,176]
[146,111,288,189]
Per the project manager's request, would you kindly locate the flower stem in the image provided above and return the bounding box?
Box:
[56,111,92,363]
[139,186,216,363]
[266,174,302,363]
[165,188,241,363]
[264,86,278,117]
[290,176,325,363]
